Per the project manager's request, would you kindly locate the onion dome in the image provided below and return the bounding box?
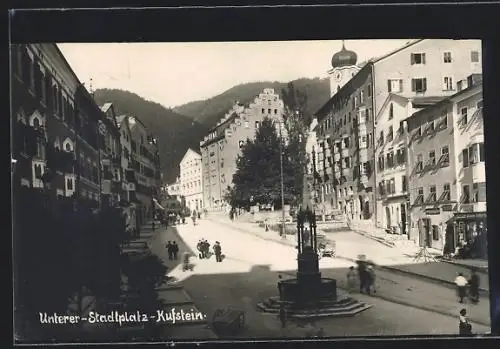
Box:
[331,40,358,68]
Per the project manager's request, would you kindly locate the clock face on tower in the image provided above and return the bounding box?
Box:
[334,71,342,82]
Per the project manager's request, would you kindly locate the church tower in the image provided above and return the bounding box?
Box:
[328,41,361,97]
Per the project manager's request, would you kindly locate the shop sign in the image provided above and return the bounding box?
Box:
[454,212,487,220]
[442,204,454,211]
[425,208,441,215]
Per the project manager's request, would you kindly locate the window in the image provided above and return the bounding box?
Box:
[367,133,373,147]
[441,183,451,202]
[261,108,265,114]
[268,108,271,114]
[411,53,426,64]
[468,143,484,165]
[274,109,278,114]
[377,156,385,171]
[428,120,435,133]
[440,146,450,166]
[387,79,403,93]
[460,107,468,125]
[360,91,365,103]
[471,51,480,63]
[439,112,448,129]
[365,108,371,122]
[388,103,394,119]
[462,185,470,203]
[386,152,394,168]
[477,100,483,109]
[387,126,394,141]
[379,131,384,144]
[443,51,452,63]
[411,78,427,92]
[402,175,408,192]
[386,178,395,194]
[416,154,423,171]
[378,181,386,196]
[367,84,372,96]
[428,150,436,166]
[343,137,350,149]
[428,185,437,202]
[472,182,487,203]
[443,76,453,91]
[415,187,424,205]
[66,178,73,191]
[343,157,351,168]
[479,142,485,162]
[354,96,358,108]
[396,147,406,164]
[343,114,347,125]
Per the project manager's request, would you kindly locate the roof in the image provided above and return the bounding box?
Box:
[375,93,409,122]
[116,114,127,126]
[100,102,113,113]
[409,80,482,121]
[180,148,202,164]
[371,39,425,63]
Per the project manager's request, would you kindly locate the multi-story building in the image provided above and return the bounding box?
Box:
[180,149,203,212]
[127,115,162,224]
[406,75,484,252]
[201,88,285,210]
[314,39,482,224]
[166,178,182,197]
[11,43,101,208]
[117,114,134,202]
[99,103,122,207]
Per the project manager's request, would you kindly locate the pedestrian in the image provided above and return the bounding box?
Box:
[278,305,287,329]
[172,241,179,260]
[357,261,367,294]
[458,308,473,336]
[455,272,468,303]
[346,266,357,293]
[166,241,173,260]
[197,240,204,259]
[278,275,284,300]
[203,239,211,259]
[367,265,376,294]
[214,241,222,262]
[198,211,201,220]
[468,269,480,304]
[182,251,191,272]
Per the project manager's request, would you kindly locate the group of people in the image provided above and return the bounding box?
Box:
[165,240,179,260]
[454,270,481,304]
[346,263,376,295]
[197,238,224,262]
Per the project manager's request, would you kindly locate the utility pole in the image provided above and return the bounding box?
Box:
[279,120,285,237]
[403,120,413,239]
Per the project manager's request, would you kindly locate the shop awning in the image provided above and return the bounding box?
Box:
[453,212,487,220]
[153,198,165,210]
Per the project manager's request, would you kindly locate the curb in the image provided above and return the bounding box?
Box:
[210,218,490,295]
[439,259,489,274]
[349,229,396,248]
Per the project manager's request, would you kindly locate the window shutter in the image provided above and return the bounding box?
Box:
[422,53,426,64]
[423,78,427,91]
[410,54,415,65]
[411,79,416,92]
[399,79,403,92]
[387,80,392,92]
[462,149,469,167]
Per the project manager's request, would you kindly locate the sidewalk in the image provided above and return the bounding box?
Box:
[207,215,490,293]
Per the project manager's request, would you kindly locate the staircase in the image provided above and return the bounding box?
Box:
[257,296,372,319]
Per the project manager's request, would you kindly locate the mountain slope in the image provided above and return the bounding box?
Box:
[93,89,208,183]
[173,77,330,127]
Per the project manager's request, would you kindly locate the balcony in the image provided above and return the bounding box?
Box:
[341,148,349,157]
[359,148,370,163]
[333,153,341,161]
[462,163,485,184]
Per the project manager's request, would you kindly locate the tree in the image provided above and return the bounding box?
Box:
[281,83,311,206]
[229,117,298,208]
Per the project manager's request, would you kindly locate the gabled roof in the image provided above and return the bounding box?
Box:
[100,102,113,113]
[371,39,425,64]
[375,93,409,122]
[180,148,202,164]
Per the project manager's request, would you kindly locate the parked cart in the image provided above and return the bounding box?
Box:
[317,234,336,258]
[211,307,246,335]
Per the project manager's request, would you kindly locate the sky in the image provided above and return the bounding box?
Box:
[58,40,412,108]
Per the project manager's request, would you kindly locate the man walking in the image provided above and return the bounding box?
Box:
[197,240,204,259]
[172,241,179,260]
[278,275,284,300]
[214,241,222,262]
[455,272,468,303]
[278,304,287,329]
[468,269,480,304]
[166,241,173,260]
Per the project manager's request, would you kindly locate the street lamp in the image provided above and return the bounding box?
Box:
[278,119,286,237]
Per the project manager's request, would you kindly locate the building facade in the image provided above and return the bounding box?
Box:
[373,39,483,231]
[406,76,485,252]
[98,103,122,207]
[314,39,482,225]
[201,88,285,210]
[166,178,182,197]
[180,149,203,212]
[11,43,101,208]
